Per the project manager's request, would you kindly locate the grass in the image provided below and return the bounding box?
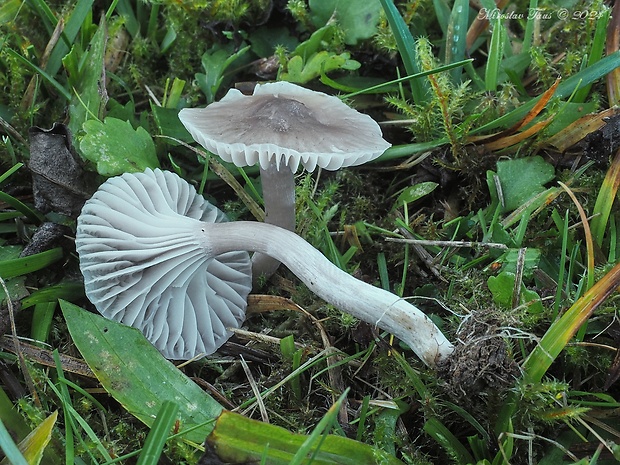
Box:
[1,0,620,463]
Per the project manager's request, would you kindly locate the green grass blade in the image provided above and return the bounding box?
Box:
[341,59,472,98]
[21,282,84,310]
[572,7,610,103]
[136,401,179,465]
[0,163,23,184]
[485,15,506,91]
[378,0,428,103]
[423,417,474,464]
[522,262,620,384]
[4,49,72,101]
[552,210,570,319]
[46,376,111,463]
[114,0,140,37]
[521,0,538,52]
[45,0,95,77]
[290,390,347,464]
[23,0,57,35]
[431,0,450,34]
[0,418,29,465]
[445,0,468,82]
[355,396,371,442]
[0,248,63,279]
[31,301,56,344]
[591,147,620,246]
[0,190,43,223]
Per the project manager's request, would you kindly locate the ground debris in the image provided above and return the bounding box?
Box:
[438,314,520,407]
[28,123,97,217]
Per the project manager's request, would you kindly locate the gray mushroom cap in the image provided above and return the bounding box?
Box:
[75,168,252,359]
[178,81,391,172]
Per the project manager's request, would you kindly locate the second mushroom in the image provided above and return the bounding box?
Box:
[76,169,454,368]
[179,81,391,282]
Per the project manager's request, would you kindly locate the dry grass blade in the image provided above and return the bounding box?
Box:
[606,0,620,105]
[0,277,40,407]
[544,107,619,152]
[0,337,94,378]
[240,355,269,423]
[465,0,510,50]
[468,78,560,144]
[482,117,553,151]
[558,181,595,290]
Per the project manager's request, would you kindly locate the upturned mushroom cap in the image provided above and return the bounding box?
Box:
[75,168,252,359]
[178,81,391,172]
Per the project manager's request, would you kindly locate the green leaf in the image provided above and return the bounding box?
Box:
[309,0,382,45]
[373,402,407,456]
[494,156,555,212]
[393,182,438,208]
[206,410,405,465]
[151,105,192,143]
[65,16,107,137]
[196,44,251,103]
[280,26,361,84]
[498,248,541,278]
[282,51,360,84]
[60,300,223,444]
[487,271,543,313]
[80,117,159,176]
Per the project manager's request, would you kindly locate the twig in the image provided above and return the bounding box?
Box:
[384,237,509,249]
[0,277,41,407]
[240,355,269,423]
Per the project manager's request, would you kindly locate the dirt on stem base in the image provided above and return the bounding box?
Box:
[437,314,520,412]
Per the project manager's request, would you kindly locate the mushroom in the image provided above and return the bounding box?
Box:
[76,169,454,367]
[178,81,391,281]
[75,169,252,359]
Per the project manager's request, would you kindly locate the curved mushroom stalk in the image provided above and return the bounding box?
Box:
[77,169,454,367]
[199,221,454,367]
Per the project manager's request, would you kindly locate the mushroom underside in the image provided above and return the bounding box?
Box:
[76,168,252,359]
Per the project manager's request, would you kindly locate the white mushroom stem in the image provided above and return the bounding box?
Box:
[251,161,296,283]
[196,221,455,368]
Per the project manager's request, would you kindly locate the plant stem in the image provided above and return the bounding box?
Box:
[199,221,454,368]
